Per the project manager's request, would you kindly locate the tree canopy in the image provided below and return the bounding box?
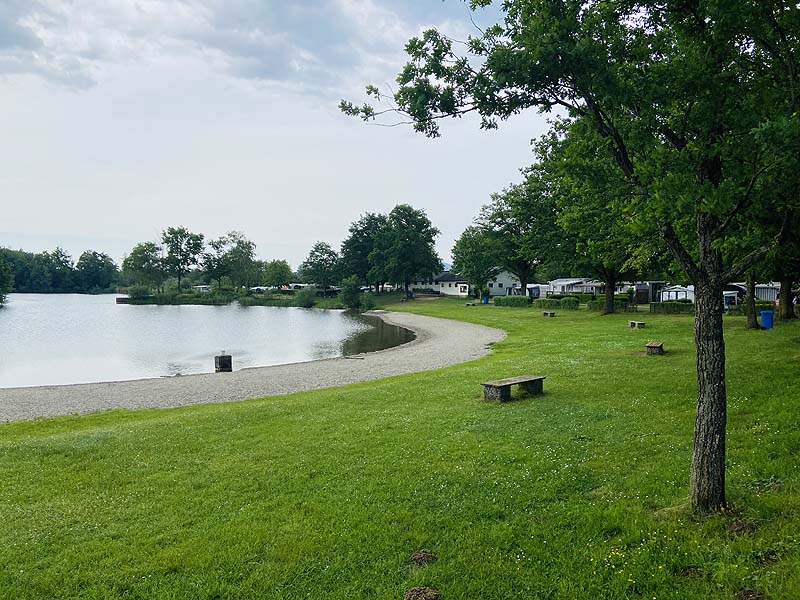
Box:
[342,0,800,512]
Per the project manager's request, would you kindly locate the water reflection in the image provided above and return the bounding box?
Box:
[0,295,414,388]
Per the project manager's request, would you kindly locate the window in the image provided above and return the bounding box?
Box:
[498,282,504,288]
[488,283,493,288]
[449,283,452,287]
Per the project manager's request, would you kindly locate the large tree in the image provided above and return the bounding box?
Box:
[75,251,119,292]
[477,177,563,294]
[224,231,258,290]
[161,227,204,292]
[340,212,389,290]
[262,259,294,288]
[123,242,167,292]
[452,226,501,296]
[343,1,798,512]
[299,241,340,289]
[370,204,441,294]
[536,119,643,313]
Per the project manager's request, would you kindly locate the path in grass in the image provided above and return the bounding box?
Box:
[0,310,505,422]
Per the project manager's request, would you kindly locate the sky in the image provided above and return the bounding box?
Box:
[0,0,551,269]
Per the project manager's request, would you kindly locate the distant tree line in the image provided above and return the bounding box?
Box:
[298,203,442,296]
[0,247,119,297]
[123,227,295,293]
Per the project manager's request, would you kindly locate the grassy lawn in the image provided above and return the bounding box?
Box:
[1,300,798,599]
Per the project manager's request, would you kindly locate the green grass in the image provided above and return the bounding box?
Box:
[1,300,799,599]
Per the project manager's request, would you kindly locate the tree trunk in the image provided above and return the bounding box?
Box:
[177,273,182,292]
[603,271,617,315]
[690,277,727,512]
[779,278,796,320]
[745,271,759,329]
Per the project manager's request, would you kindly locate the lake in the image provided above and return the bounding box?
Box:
[0,294,414,388]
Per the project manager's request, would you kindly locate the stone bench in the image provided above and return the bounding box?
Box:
[646,342,664,355]
[543,311,556,317]
[482,375,545,401]
[629,320,646,329]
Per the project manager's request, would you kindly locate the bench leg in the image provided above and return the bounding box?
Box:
[484,385,511,401]
[521,379,543,395]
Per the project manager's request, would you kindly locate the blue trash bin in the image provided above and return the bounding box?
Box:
[482,296,489,304]
[760,310,774,330]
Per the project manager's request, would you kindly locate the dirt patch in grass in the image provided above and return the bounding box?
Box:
[409,550,438,566]
[403,586,441,600]
[677,565,703,578]
[734,590,769,600]
[727,519,757,537]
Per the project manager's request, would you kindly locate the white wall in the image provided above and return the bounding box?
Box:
[487,271,520,296]
[439,281,469,297]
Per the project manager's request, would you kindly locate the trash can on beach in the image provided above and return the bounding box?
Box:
[760,310,774,330]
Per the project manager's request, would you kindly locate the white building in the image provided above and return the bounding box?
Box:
[434,271,470,297]
[547,278,598,295]
[660,285,695,302]
[486,271,520,297]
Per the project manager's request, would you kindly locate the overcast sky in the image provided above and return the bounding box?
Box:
[0,0,551,268]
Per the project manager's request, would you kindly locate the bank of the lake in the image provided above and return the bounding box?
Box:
[0,310,503,421]
[1,300,798,599]
[0,294,410,388]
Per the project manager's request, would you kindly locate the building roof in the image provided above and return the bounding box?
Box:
[548,277,594,286]
[434,271,468,283]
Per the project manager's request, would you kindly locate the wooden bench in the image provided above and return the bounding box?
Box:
[629,320,646,329]
[646,342,664,355]
[482,375,545,401]
[543,311,556,317]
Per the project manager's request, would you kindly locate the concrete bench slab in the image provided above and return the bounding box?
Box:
[482,375,545,401]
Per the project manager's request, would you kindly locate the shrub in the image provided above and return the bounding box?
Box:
[650,301,694,314]
[575,293,595,303]
[361,294,376,311]
[339,276,363,311]
[534,298,562,309]
[127,285,151,300]
[587,300,632,311]
[294,287,317,308]
[494,296,532,307]
[561,297,579,310]
[675,298,694,304]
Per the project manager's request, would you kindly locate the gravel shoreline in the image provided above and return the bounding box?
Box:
[0,311,505,422]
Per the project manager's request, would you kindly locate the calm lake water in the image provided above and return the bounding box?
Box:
[0,294,413,388]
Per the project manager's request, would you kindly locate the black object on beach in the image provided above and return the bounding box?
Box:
[215,352,232,373]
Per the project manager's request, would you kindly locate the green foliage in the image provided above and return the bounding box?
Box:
[533,298,561,309]
[123,242,166,292]
[493,295,531,307]
[587,300,635,312]
[561,297,579,310]
[294,287,317,308]
[650,302,695,314]
[452,226,500,293]
[262,259,294,288]
[0,257,13,305]
[126,285,151,300]
[161,226,205,292]
[340,213,389,287]
[75,250,119,293]
[339,275,363,311]
[299,242,340,289]
[369,204,442,289]
[477,178,563,291]
[1,247,121,294]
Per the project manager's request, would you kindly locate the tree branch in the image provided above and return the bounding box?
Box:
[659,222,701,283]
[722,242,774,283]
